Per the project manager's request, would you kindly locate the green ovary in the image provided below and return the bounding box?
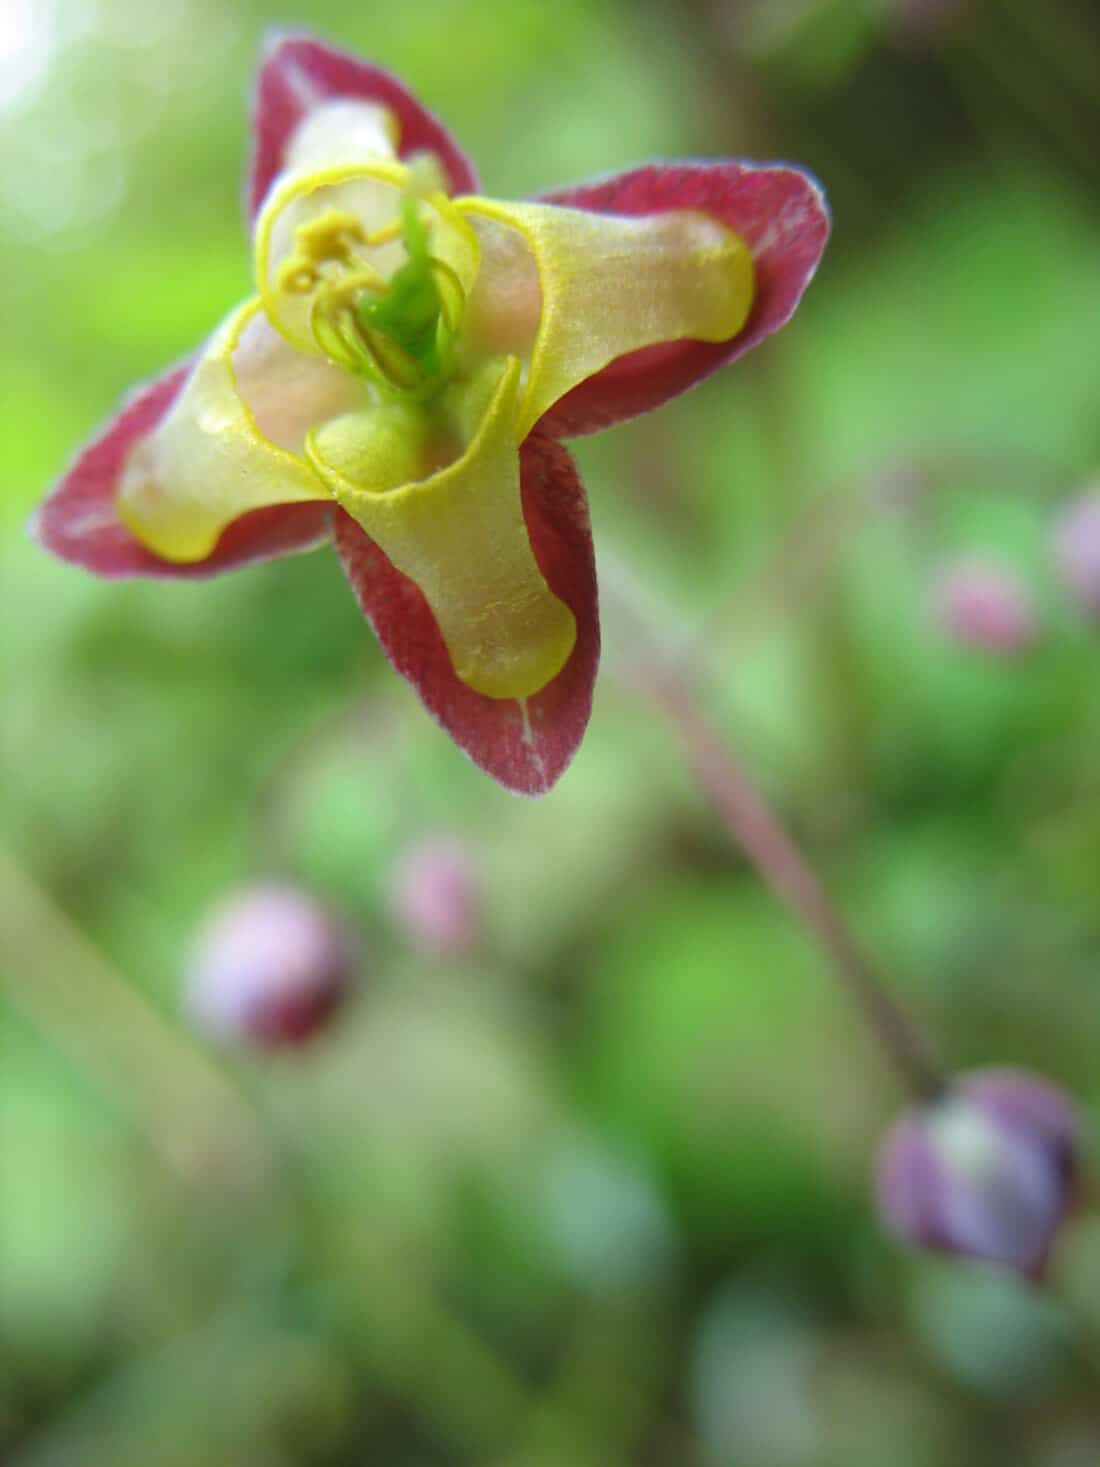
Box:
[287,193,469,400]
[356,198,455,382]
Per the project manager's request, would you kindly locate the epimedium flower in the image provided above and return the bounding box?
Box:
[34,34,829,794]
[1051,485,1100,618]
[391,836,482,958]
[928,556,1038,656]
[875,1068,1081,1278]
[185,883,358,1046]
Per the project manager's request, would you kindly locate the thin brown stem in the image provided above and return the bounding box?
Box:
[641,660,946,1102]
[0,845,272,1185]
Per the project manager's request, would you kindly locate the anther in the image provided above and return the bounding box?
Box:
[276,209,368,296]
[287,194,469,398]
[429,257,465,336]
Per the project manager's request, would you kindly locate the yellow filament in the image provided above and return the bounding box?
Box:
[276,208,369,297]
[309,268,387,374]
[429,257,465,335]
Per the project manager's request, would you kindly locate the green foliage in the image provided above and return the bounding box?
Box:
[3,0,1100,1462]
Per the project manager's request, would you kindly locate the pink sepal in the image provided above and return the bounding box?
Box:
[32,364,332,579]
[249,33,480,216]
[537,161,829,438]
[333,429,599,795]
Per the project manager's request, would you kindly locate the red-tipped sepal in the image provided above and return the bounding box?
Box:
[536,162,829,438]
[333,429,599,795]
[250,33,480,216]
[32,364,333,579]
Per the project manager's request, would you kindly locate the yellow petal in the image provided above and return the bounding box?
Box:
[117,301,354,562]
[458,199,754,439]
[306,356,576,700]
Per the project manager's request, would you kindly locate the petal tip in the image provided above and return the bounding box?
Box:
[259,26,301,60]
[34,358,336,581]
[24,503,43,548]
[332,432,599,796]
[248,31,480,216]
[536,158,830,437]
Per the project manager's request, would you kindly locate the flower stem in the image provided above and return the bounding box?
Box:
[643,661,946,1102]
[0,843,270,1183]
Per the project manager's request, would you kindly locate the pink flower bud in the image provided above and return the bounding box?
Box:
[875,1069,1081,1276]
[1051,488,1100,617]
[928,558,1037,655]
[390,838,480,958]
[185,884,356,1046]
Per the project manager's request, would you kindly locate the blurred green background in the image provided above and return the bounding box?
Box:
[3,0,1100,1462]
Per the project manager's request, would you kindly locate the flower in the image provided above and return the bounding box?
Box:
[33,33,829,794]
[1051,485,1100,618]
[928,556,1037,656]
[874,1068,1081,1277]
[185,883,357,1046]
[390,836,481,958]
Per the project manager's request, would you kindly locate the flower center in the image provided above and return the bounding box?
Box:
[276,196,466,401]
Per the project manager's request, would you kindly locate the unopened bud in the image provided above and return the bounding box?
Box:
[875,1069,1080,1276]
[929,558,1037,655]
[185,884,356,1046]
[390,838,480,957]
[1051,488,1100,617]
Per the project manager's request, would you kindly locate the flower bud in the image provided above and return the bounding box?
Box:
[1051,488,1100,617]
[928,558,1037,655]
[875,1069,1080,1276]
[185,884,356,1046]
[390,837,480,957]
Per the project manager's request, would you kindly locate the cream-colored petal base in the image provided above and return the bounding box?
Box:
[459,199,754,438]
[117,301,342,562]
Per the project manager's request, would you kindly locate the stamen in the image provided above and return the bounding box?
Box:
[359,330,424,392]
[281,265,318,295]
[364,219,404,249]
[429,258,465,336]
[309,267,388,374]
[285,194,470,398]
[276,208,368,295]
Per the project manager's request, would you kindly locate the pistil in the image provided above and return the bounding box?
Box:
[277,195,468,400]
